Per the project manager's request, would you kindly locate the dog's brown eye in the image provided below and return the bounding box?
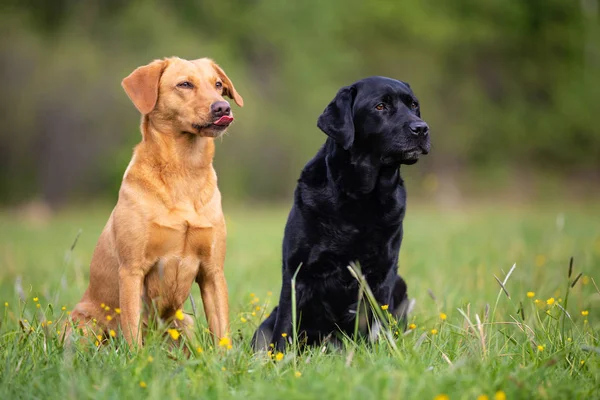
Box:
[375,103,385,111]
[177,81,194,89]
[410,102,419,110]
[216,81,223,89]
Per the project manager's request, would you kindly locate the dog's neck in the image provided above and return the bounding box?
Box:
[324,140,401,197]
[139,116,216,171]
[123,116,218,207]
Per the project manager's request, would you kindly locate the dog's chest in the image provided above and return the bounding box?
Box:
[327,203,402,248]
[147,205,216,260]
[295,193,404,279]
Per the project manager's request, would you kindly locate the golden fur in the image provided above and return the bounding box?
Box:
[68,57,243,346]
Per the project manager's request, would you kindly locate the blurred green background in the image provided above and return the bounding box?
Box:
[1,0,599,208]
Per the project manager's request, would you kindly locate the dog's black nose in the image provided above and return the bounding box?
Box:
[211,101,231,118]
[409,121,429,136]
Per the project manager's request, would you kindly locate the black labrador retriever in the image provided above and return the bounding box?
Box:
[252,76,430,351]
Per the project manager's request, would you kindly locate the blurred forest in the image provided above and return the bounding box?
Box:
[1,0,599,207]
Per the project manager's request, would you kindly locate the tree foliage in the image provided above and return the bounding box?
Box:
[1,0,598,205]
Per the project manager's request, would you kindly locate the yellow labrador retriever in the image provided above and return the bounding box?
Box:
[68,57,243,347]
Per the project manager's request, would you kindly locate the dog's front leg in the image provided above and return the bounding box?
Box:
[198,270,229,340]
[197,232,229,341]
[271,275,294,352]
[119,266,146,347]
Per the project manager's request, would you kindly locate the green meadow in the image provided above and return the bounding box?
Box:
[1,202,598,399]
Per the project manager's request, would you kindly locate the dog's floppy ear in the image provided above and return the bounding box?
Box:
[317,85,356,150]
[211,61,244,107]
[121,59,167,115]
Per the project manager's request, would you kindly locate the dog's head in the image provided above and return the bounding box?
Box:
[317,77,430,165]
[122,57,243,138]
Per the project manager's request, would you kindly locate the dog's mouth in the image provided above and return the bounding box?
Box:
[400,151,421,165]
[213,115,234,127]
[191,116,234,135]
[382,144,430,165]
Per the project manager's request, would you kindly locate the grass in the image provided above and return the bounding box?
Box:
[0,201,599,399]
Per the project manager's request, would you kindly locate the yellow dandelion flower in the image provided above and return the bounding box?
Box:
[93,318,97,323]
[175,309,185,321]
[196,347,203,353]
[147,356,154,363]
[275,352,284,361]
[267,350,273,358]
[431,329,438,335]
[36,304,41,308]
[240,317,247,323]
[534,299,541,305]
[295,371,302,378]
[537,345,544,352]
[56,330,61,335]
[269,343,275,348]
[581,310,589,316]
[115,308,121,314]
[139,381,147,388]
[101,303,105,308]
[494,391,507,400]
[281,333,288,338]
[255,306,261,311]
[535,254,546,267]
[110,329,116,337]
[381,304,389,311]
[408,323,417,330]
[251,312,256,316]
[250,293,255,298]
[546,298,555,306]
[582,276,590,285]
[567,337,572,342]
[440,312,447,321]
[95,340,99,346]
[97,334,102,340]
[61,306,66,311]
[47,320,52,325]
[526,292,535,298]
[33,297,39,302]
[218,337,232,349]
[4,302,8,307]
[477,395,489,400]
[267,291,273,296]
[106,315,112,321]
[433,394,449,400]
[580,360,585,365]
[104,306,110,311]
[168,329,180,340]
[221,367,226,371]
[67,311,71,315]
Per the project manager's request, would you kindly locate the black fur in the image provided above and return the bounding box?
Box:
[252,76,430,351]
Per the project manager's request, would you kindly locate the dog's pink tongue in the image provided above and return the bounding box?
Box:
[213,115,234,126]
